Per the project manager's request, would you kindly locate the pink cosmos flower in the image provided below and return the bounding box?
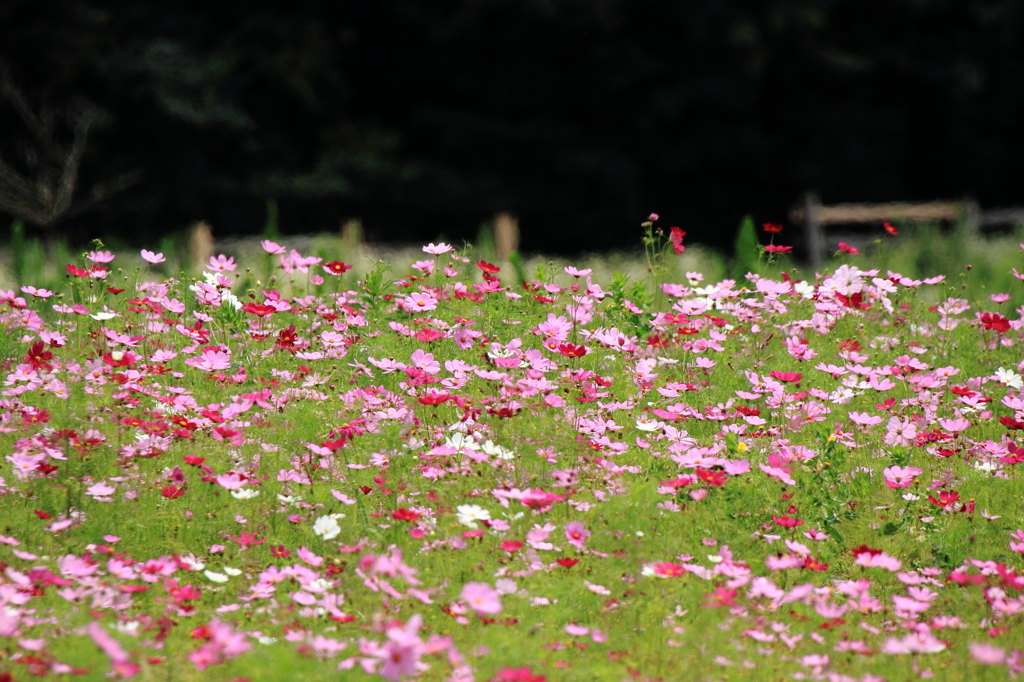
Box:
[140,249,166,264]
[207,254,237,272]
[460,581,502,616]
[87,250,115,263]
[214,473,247,490]
[409,349,441,374]
[187,619,251,670]
[1010,529,1024,554]
[854,550,902,572]
[401,292,438,312]
[880,632,946,654]
[186,349,232,372]
[88,621,139,677]
[884,417,918,447]
[970,642,1006,665]
[422,242,453,255]
[374,615,426,681]
[564,521,590,549]
[261,240,287,255]
[883,466,923,489]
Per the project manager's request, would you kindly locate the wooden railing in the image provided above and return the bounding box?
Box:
[790,192,1024,269]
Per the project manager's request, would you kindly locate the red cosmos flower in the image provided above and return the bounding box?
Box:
[242,302,276,317]
[556,558,579,568]
[66,264,89,277]
[999,417,1024,430]
[322,261,353,275]
[227,531,266,548]
[838,242,860,255]
[850,545,882,558]
[928,490,960,508]
[418,390,451,406]
[803,556,829,572]
[332,420,367,440]
[876,398,897,410]
[161,484,185,499]
[25,341,53,370]
[183,455,206,466]
[520,488,564,509]
[102,351,135,367]
[669,227,686,255]
[107,287,126,294]
[556,343,587,357]
[836,292,870,310]
[319,436,347,452]
[883,221,899,235]
[413,327,445,342]
[704,587,738,608]
[763,222,784,233]
[491,667,547,682]
[769,370,802,383]
[270,545,292,558]
[764,244,793,254]
[276,325,298,348]
[652,562,686,577]
[948,570,985,586]
[392,508,422,522]
[999,443,1024,464]
[696,468,728,487]
[500,540,524,552]
[34,509,53,519]
[980,313,1011,333]
[476,260,501,274]
[772,514,804,528]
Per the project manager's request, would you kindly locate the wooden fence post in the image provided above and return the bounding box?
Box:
[802,192,824,271]
[494,212,519,262]
[188,221,214,273]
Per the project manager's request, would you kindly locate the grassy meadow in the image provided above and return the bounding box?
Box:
[0,217,1023,681]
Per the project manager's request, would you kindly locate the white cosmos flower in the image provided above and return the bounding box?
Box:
[635,417,661,432]
[223,566,242,576]
[312,515,341,540]
[90,312,117,321]
[481,440,515,460]
[445,432,479,452]
[115,621,140,636]
[793,281,815,299]
[994,367,1023,390]
[221,292,242,311]
[456,504,491,528]
[204,570,229,583]
[231,489,260,499]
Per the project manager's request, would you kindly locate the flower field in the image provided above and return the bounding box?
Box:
[1,220,1024,681]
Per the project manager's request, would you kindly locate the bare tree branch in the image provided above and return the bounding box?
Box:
[0,61,139,230]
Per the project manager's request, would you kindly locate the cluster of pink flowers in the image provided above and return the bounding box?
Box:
[0,230,1023,680]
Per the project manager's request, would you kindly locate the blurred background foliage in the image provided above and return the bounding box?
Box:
[0,0,1022,255]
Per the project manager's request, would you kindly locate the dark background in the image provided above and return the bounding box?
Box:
[1,0,1021,255]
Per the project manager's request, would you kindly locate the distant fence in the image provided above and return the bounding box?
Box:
[790,192,1024,269]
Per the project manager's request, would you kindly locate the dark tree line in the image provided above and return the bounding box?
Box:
[1,0,1021,255]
